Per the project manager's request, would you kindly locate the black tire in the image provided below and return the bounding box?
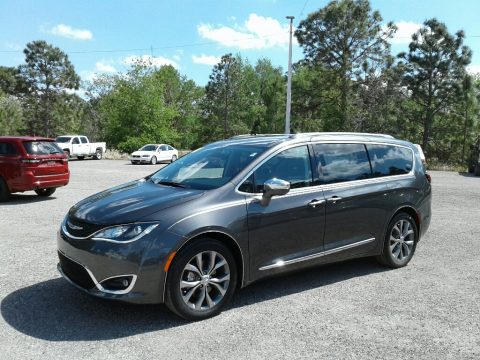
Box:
[377,212,418,268]
[151,156,157,165]
[0,177,10,202]
[164,239,238,321]
[35,188,56,197]
[77,156,85,160]
[171,154,177,163]
[131,161,138,165]
[95,149,103,160]
[64,150,70,160]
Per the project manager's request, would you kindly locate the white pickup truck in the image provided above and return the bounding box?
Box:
[55,135,106,160]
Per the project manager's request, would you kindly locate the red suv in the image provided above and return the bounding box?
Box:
[0,136,70,201]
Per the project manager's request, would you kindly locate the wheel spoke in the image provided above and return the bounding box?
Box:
[194,287,206,309]
[181,280,200,289]
[207,251,216,274]
[393,244,401,259]
[205,289,215,307]
[182,285,200,303]
[210,274,230,284]
[195,253,203,273]
[402,243,410,257]
[209,259,227,274]
[184,263,201,276]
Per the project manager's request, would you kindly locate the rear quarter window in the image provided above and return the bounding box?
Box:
[313,143,371,184]
[0,142,17,155]
[366,144,413,177]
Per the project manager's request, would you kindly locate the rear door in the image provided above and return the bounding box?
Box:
[80,137,89,155]
[159,145,170,161]
[313,143,389,256]
[0,141,22,190]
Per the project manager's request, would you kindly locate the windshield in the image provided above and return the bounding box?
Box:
[23,141,63,155]
[150,143,267,190]
[55,136,72,143]
[140,145,158,151]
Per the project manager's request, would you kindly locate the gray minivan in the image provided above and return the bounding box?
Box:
[57,133,432,320]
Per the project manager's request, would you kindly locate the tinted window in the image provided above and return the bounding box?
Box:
[167,145,174,150]
[160,145,168,151]
[55,136,71,143]
[0,142,17,155]
[150,144,267,190]
[80,137,88,144]
[23,141,63,155]
[140,145,157,151]
[367,144,413,177]
[252,146,313,193]
[314,143,371,184]
[72,137,80,144]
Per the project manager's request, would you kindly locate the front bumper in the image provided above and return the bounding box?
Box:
[56,227,175,304]
[129,156,151,163]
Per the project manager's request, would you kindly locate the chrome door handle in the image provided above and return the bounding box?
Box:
[327,196,342,203]
[308,199,326,208]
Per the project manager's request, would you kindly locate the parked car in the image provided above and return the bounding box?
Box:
[57,132,431,320]
[0,136,69,201]
[468,136,480,175]
[129,144,178,165]
[55,135,106,160]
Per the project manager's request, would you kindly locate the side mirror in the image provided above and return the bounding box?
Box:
[263,178,290,199]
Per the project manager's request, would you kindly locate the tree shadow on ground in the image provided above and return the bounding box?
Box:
[1,257,388,341]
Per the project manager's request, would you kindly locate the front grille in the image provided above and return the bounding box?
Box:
[64,217,104,238]
[58,252,95,290]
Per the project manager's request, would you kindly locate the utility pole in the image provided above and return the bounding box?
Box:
[285,16,294,135]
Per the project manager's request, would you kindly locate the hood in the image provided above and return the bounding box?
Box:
[131,151,155,156]
[69,179,204,225]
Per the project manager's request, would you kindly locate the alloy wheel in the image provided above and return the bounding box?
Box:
[179,251,230,311]
[389,219,415,261]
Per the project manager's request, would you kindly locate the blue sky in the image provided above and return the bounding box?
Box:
[1,0,479,87]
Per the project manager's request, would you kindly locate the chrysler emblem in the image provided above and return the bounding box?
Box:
[67,221,83,230]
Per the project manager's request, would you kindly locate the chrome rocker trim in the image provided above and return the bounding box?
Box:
[259,237,376,271]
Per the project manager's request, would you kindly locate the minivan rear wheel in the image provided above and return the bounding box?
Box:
[35,188,56,197]
[164,239,237,320]
[0,177,10,202]
[377,213,418,268]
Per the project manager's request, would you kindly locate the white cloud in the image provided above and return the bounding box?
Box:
[197,13,292,50]
[387,21,422,44]
[46,24,93,41]
[192,54,221,66]
[467,65,480,74]
[95,61,117,73]
[123,55,179,69]
[3,42,22,51]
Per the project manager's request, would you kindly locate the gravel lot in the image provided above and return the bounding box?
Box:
[1,161,479,359]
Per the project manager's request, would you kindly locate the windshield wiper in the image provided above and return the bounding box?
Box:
[154,180,189,188]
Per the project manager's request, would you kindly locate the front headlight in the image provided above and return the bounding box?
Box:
[91,223,159,243]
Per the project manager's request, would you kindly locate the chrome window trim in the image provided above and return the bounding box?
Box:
[259,237,376,271]
[58,250,138,295]
[235,140,415,196]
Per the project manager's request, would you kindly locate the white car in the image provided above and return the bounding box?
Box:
[129,144,178,165]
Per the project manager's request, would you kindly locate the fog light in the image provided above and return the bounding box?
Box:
[100,275,134,291]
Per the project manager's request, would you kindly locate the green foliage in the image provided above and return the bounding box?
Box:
[0,91,25,135]
[16,40,80,137]
[397,18,472,153]
[295,0,396,129]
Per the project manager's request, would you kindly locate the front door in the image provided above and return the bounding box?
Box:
[244,145,326,279]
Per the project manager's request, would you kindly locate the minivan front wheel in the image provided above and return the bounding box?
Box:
[378,213,418,268]
[165,239,237,320]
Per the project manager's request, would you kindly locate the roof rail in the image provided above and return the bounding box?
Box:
[229,134,292,140]
[301,132,395,139]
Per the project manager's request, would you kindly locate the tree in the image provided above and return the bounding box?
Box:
[19,40,80,136]
[397,18,472,153]
[295,0,396,129]
[0,91,25,135]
